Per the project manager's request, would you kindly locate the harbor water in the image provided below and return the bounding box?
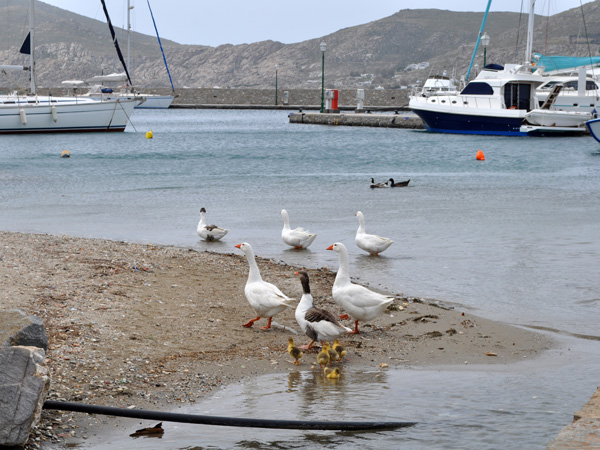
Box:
[1,109,599,448]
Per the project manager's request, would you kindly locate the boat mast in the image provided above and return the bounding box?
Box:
[127,0,133,73]
[29,0,36,95]
[525,0,536,65]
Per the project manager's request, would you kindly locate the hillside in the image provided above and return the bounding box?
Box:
[1,0,599,91]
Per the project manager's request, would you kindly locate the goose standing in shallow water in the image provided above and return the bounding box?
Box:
[235,242,294,329]
[294,270,352,350]
[326,242,395,334]
[355,211,393,255]
[197,207,229,241]
[280,209,317,249]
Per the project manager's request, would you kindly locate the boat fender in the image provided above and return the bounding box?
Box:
[51,105,58,122]
[476,150,485,161]
[61,150,70,158]
[145,130,153,139]
[19,108,27,125]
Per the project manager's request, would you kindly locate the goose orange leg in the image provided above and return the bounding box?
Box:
[350,320,360,334]
[298,340,315,350]
[242,316,261,328]
[258,317,273,330]
[339,313,350,320]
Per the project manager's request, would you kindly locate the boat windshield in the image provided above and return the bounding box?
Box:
[460,82,493,95]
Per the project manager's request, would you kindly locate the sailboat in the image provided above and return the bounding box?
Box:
[408,0,592,136]
[85,0,175,109]
[0,0,137,134]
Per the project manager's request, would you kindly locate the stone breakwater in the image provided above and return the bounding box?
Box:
[288,111,424,129]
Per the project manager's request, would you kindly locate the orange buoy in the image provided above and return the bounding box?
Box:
[476,150,485,160]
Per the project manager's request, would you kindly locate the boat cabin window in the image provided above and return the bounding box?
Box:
[504,82,531,110]
[561,80,598,91]
[460,82,493,95]
[539,81,561,90]
[540,80,598,91]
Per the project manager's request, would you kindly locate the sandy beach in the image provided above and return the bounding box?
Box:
[0,231,554,448]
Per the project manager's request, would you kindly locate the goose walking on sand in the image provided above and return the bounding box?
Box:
[294,271,352,350]
[281,209,317,249]
[326,242,395,334]
[235,242,294,329]
[355,211,393,255]
[197,208,229,241]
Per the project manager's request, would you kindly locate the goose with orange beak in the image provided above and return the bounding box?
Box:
[326,242,394,334]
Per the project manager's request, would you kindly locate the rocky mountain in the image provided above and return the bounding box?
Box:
[1,0,599,91]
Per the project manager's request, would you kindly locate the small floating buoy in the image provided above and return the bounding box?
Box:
[476,150,485,160]
[61,150,70,158]
[145,130,153,139]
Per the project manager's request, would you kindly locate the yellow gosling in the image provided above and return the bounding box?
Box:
[287,337,303,365]
[317,346,330,368]
[324,367,341,379]
[333,339,347,362]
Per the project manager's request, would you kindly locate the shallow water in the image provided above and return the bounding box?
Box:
[2,109,600,448]
[82,337,599,450]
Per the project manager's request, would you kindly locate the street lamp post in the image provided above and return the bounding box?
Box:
[320,41,326,113]
[481,32,490,68]
[275,64,279,106]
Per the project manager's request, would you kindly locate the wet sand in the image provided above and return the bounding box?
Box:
[0,231,554,448]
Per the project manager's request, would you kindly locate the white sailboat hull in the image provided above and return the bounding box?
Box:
[84,92,174,109]
[0,96,136,134]
[134,95,174,109]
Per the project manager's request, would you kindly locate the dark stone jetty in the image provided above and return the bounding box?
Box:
[288,111,424,129]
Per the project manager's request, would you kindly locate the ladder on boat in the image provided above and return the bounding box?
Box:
[540,83,563,110]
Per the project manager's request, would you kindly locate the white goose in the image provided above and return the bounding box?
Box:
[197,207,229,241]
[326,242,394,334]
[280,209,317,249]
[355,211,393,255]
[294,270,352,350]
[235,242,294,330]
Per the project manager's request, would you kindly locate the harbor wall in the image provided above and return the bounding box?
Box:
[47,87,411,109]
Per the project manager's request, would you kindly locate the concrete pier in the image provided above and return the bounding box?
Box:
[288,111,424,129]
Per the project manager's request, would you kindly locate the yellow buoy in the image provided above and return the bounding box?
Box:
[61,150,70,158]
[145,130,154,139]
[476,150,485,160]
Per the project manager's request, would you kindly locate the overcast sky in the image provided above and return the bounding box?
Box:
[42,0,594,47]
